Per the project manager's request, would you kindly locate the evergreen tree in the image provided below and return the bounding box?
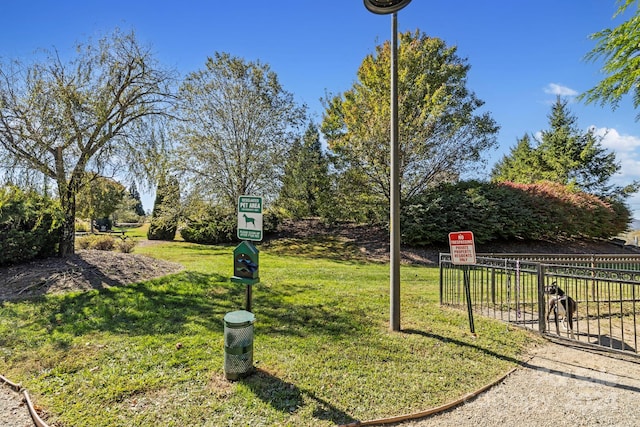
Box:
[129,182,146,217]
[491,134,542,183]
[492,96,636,199]
[147,174,180,240]
[278,122,331,218]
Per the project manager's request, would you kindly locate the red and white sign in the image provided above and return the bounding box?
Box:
[448,231,476,265]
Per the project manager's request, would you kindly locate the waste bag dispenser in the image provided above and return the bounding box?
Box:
[223,310,255,380]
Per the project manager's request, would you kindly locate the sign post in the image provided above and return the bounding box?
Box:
[448,231,477,335]
[233,196,263,311]
[237,196,263,242]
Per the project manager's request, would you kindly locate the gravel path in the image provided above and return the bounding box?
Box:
[0,386,32,427]
[393,341,640,427]
[3,341,640,427]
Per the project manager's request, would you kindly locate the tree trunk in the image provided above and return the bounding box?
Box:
[59,204,76,257]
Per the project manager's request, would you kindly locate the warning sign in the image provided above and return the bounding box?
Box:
[448,231,476,265]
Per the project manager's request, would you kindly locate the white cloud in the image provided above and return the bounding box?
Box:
[544,83,578,97]
[592,127,640,152]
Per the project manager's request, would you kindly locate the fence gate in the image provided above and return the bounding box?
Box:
[440,253,640,356]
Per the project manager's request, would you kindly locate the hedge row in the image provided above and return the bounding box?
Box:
[401,180,630,245]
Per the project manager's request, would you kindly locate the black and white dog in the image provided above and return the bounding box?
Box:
[545,282,577,339]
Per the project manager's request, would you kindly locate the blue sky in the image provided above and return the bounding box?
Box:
[2,1,640,218]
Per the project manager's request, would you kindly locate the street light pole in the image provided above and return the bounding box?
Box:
[363,0,411,332]
[389,12,401,332]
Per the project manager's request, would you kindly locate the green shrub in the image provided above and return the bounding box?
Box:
[180,203,283,245]
[75,219,91,233]
[116,238,136,253]
[147,174,180,241]
[75,234,117,251]
[91,235,115,251]
[0,186,63,266]
[76,236,93,249]
[147,220,177,241]
[401,180,630,245]
[180,204,236,244]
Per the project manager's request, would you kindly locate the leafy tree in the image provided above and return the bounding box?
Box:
[581,1,640,119]
[129,182,146,217]
[147,173,180,241]
[277,122,331,218]
[492,96,636,198]
[321,30,499,207]
[0,29,175,256]
[173,52,307,207]
[76,176,126,231]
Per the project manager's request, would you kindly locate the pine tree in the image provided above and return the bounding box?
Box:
[147,174,180,240]
[492,96,635,198]
[129,182,146,217]
[491,134,541,183]
[278,122,331,218]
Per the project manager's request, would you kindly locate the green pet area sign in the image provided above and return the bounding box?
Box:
[237,196,263,241]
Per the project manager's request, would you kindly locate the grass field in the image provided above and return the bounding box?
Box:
[0,229,539,426]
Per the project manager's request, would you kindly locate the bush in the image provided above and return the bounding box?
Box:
[180,204,236,244]
[75,236,93,250]
[75,234,136,252]
[147,220,178,241]
[401,180,631,246]
[116,238,136,253]
[75,219,91,233]
[91,235,116,251]
[148,174,180,241]
[75,234,116,251]
[0,186,63,266]
[180,203,284,245]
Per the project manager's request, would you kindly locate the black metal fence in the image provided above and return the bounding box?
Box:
[440,253,640,355]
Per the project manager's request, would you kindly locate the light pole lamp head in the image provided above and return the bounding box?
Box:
[363,0,412,14]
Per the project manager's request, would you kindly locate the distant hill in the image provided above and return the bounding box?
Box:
[632,219,640,231]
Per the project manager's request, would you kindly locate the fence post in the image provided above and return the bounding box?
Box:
[439,256,444,306]
[537,263,546,333]
[491,267,496,305]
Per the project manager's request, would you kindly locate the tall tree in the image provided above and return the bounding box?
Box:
[492,96,636,198]
[491,134,542,184]
[147,173,180,241]
[173,52,307,207]
[0,29,175,255]
[321,30,499,206]
[277,122,331,218]
[129,182,146,216]
[581,0,640,119]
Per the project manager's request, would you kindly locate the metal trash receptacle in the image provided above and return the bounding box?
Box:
[223,310,255,380]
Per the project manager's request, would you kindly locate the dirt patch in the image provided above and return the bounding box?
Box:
[0,249,183,302]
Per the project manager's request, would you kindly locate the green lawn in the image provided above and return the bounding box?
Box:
[0,233,539,426]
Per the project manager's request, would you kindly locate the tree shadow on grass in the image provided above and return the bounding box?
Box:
[262,236,376,264]
[40,270,247,340]
[402,328,521,365]
[241,368,356,426]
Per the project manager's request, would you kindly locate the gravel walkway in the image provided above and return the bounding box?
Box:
[392,341,640,427]
[0,386,32,427]
[3,341,640,427]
